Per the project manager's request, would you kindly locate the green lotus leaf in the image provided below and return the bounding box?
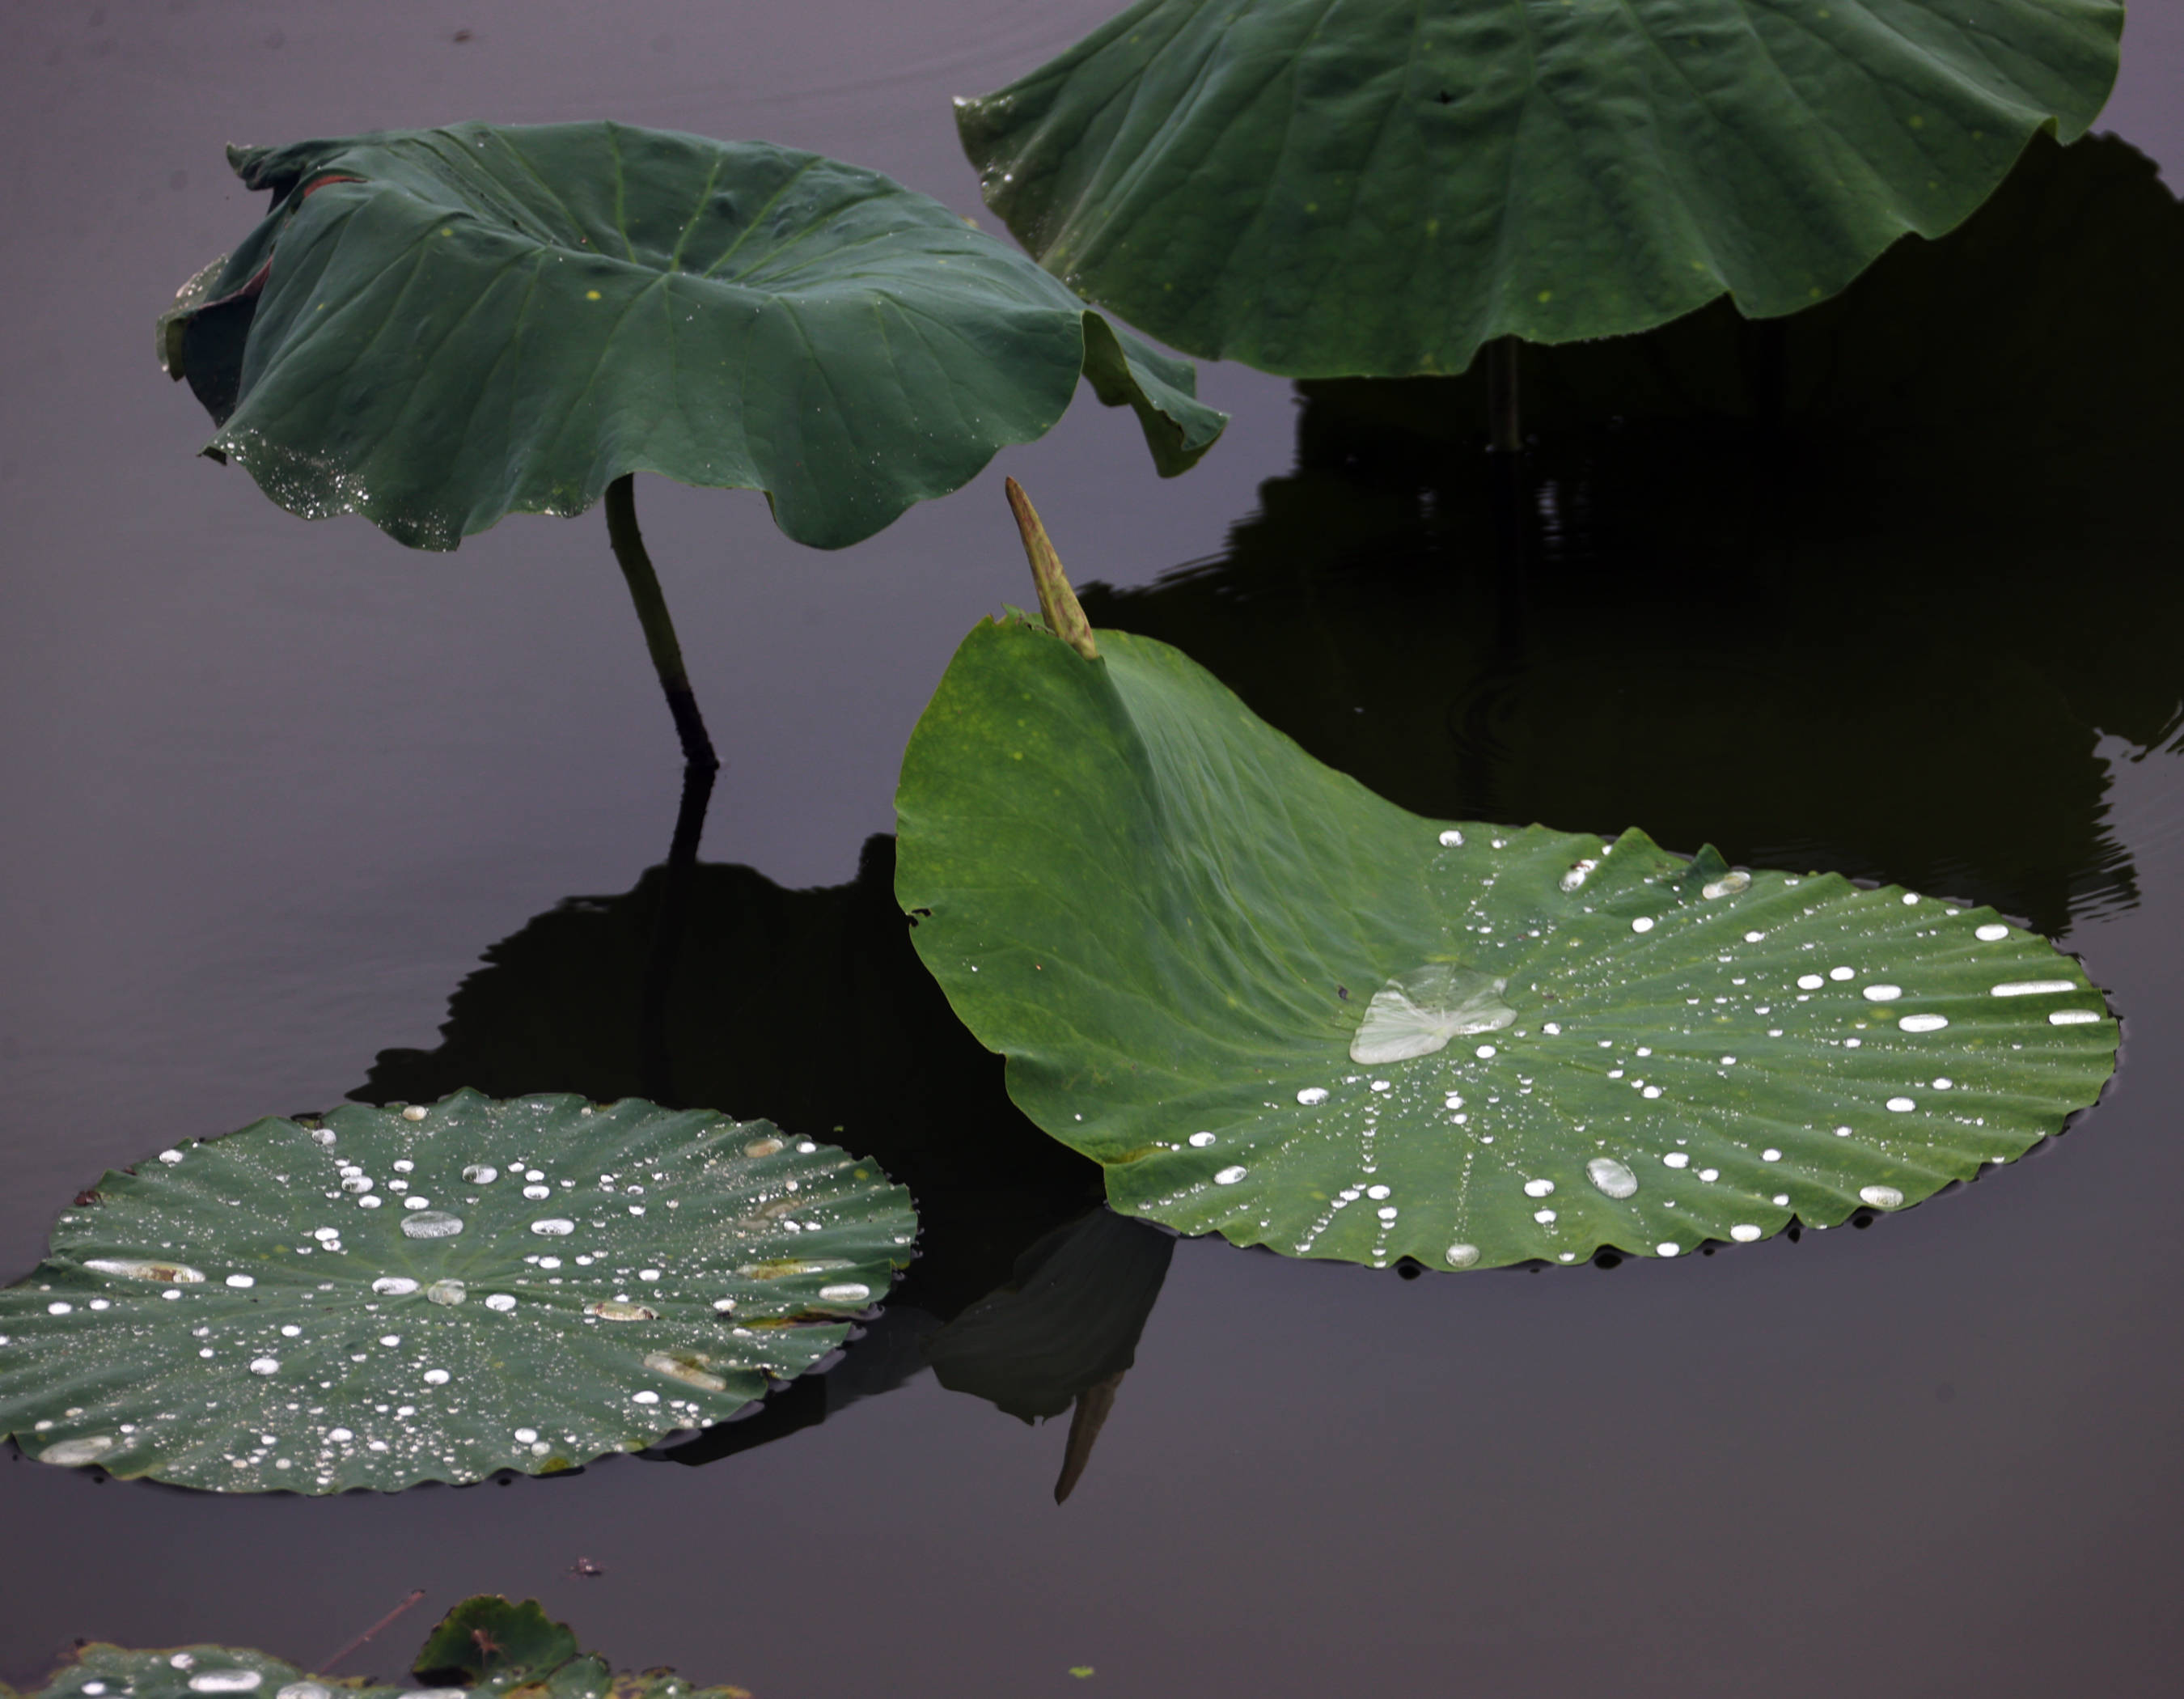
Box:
[158,121,1225,551]
[5,1596,754,1699]
[0,1091,915,1491]
[956,0,2123,377]
[894,614,2118,1270]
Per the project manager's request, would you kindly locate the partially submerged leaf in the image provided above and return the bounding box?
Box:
[161,121,1225,550]
[958,0,2123,377]
[3,1597,752,1699]
[895,616,2118,1270]
[0,1091,915,1490]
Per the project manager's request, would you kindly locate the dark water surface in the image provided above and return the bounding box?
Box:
[6,5,2184,1696]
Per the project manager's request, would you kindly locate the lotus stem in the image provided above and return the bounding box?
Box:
[1487,335,1522,453]
[1004,477,1099,660]
[604,473,720,773]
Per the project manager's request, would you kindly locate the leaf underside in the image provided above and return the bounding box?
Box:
[957,0,2123,377]
[160,121,1225,551]
[0,1091,915,1491]
[895,619,2117,1271]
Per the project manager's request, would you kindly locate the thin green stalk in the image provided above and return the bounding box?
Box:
[604,472,719,772]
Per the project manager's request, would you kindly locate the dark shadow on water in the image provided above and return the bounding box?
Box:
[355,835,1171,1493]
[1080,132,2184,939]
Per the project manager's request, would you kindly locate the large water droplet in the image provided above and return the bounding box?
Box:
[645,1352,727,1392]
[462,1164,497,1184]
[2050,1009,2101,1025]
[1663,1152,1690,1169]
[1797,974,1823,989]
[819,1282,871,1303]
[1586,1157,1638,1199]
[1523,1178,1555,1197]
[1296,1087,1329,1106]
[1860,1185,1905,1209]
[341,1176,373,1194]
[1630,917,1655,934]
[1349,964,1515,1064]
[277,1683,333,1699]
[248,1357,280,1375]
[530,1218,575,1236]
[1445,1244,1479,1269]
[484,1293,517,1312]
[189,1672,263,1693]
[1861,984,1903,1002]
[1701,871,1750,900]
[84,1257,205,1283]
[1991,979,2076,997]
[426,1280,466,1306]
[41,1434,116,1467]
[1656,1242,1682,1258]
[401,1211,463,1239]
[400,1106,428,1122]
[587,1300,658,1320]
[1729,1224,1763,1243]
[372,1277,419,1295]
[1214,1165,1247,1184]
[1898,1014,1949,1032]
[1974,923,2009,942]
[1886,1097,1915,1112]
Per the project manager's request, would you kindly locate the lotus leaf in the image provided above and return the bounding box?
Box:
[5,1595,752,1699]
[956,0,2123,377]
[0,1091,914,1490]
[894,610,2118,1270]
[158,121,1225,550]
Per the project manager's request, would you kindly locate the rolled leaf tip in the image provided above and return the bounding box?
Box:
[1005,477,1098,660]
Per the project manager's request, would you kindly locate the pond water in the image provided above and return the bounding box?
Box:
[5,4,2183,1695]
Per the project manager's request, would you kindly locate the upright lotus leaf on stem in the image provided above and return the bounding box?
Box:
[5,1595,755,1699]
[0,1091,916,1491]
[155,120,1228,765]
[955,0,2124,383]
[891,496,2118,1272]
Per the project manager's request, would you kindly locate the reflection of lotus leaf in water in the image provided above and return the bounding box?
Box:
[0,1092,914,1492]
[1351,964,1514,1065]
[896,614,2119,1273]
[2,1595,753,1699]
[1079,134,2184,941]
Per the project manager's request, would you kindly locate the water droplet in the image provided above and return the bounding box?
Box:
[1365,1184,1391,1200]
[1542,1023,1561,1036]
[1214,1166,1246,1184]
[421,1368,451,1385]
[171,1656,196,1671]
[1296,1087,1329,1105]
[1730,1224,1763,1243]
[1631,917,1655,933]
[1349,964,1516,1064]
[2050,1009,2101,1025]
[513,1426,539,1443]
[402,1197,432,1210]
[225,1273,256,1289]
[745,1137,785,1158]
[327,1429,353,1443]
[1860,1185,1905,1208]
[1797,974,1823,989]
[1991,979,2076,997]
[1663,1152,1691,1169]
[1773,1193,1791,1206]
[587,1300,658,1320]
[1898,1014,1949,1032]
[159,1149,184,1164]
[189,1672,263,1693]
[819,1282,871,1303]
[1763,1148,1782,1162]
[1886,1097,1915,1112]
[1560,858,1600,892]
[426,1280,466,1306]
[485,1293,517,1312]
[249,1357,280,1375]
[1438,829,1464,846]
[41,1434,116,1467]
[1829,967,1855,981]
[1186,1132,1217,1149]
[1656,1242,1682,1257]
[84,1257,205,1283]
[1586,1157,1638,1198]
[1862,985,1903,1002]
[1975,923,2009,942]
[401,1106,428,1121]
[1532,1208,1555,1224]
[277,1684,332,1699]
[310,1129,336,1147]
[341,1176,374,1195]
[1523,1178,1555,1197]
[1835,1125,1853,1137]
[47,1300,72,1315]
[1744,930,1765,943]
[630,1389,662,1406]
[1445,1244,1479,1268]
[1702,871,1750,900]
[372,1277,420,1296]
[401,1211,463,1239]
[462,1164,498,1184]
[523,1184,551,1201]
[1475,1044,1497,1058]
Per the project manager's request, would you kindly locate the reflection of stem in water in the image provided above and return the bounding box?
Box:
[639,756,717,1106]
[317,1587,427,1672]
[605,472,721,773]
[1054,1369,1124,1504]
[1486,335,1522,454]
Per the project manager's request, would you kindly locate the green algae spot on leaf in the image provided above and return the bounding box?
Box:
[158,121,1225,551]
[894,614,2117,1271]
[956,0,2123,378]
[0,1091,915,1490]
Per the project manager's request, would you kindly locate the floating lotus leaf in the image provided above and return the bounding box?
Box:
[956,0,2123,377]
[895,615,2118,1270]
[0,1091,915,1490]
[5,1595,752,1699]
[158,121,1225,550]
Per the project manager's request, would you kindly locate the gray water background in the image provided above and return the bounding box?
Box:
[5,3,2184,1694]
